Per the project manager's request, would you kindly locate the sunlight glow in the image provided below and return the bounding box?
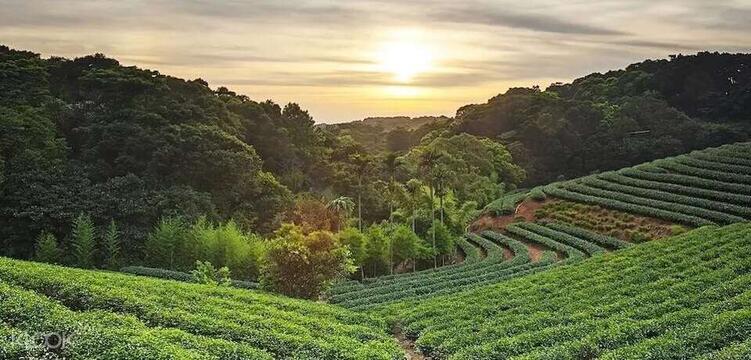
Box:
[377,38,433,83]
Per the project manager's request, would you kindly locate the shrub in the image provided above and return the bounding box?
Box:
[631,231,650,243]
[191,260,231,286]
[670,224,689,236]
[261,224,354,299]
[34,231,61,264]
[528,187,547,201]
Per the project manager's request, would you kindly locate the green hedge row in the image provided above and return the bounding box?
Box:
[332,231,569,310]
[542,184,713,226]
[514,222,606,256]
[540,221,632,250]
[0,282,274,360]
[330,237,531,306]
[653,158,751,185]
[562,182,733,224]
[378,224,751,359]
[676,155,751,175]
[456,236,482,263]
[602,171,751,206]
[581,176,750,221]
[622,168,751,196]
[120,266,259,289]
[505,223,586,261]
[328,236,483,296]
[0,258,403,360]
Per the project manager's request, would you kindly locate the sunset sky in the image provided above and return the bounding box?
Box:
[2,0,750,123]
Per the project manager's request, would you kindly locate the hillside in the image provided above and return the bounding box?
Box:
[379,223,751,359]
[328,142,751,310]
[0,257,402,359]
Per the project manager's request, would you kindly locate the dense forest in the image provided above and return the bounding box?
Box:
[2,45,749,298]
[0,45,523,296]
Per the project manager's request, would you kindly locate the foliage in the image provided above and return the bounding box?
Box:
[363,224,390,277]
[70,213,96,268]
[101,220,120,269]
[378,224,751,359]
[191,260,232,287]
[399,133,525,207]
[426,221,455,258]
[0,257,403,359]
[455,53,751,186]
[544,142,751,227]
[285,195,344,233]
[387,223,428,269]
[120,265,260,289]
[535,199,674,241]
[33,231,61,264]
[483,189,528,216]
[144,216,186,269]
[338,227,368,273]
[261,224,354,299]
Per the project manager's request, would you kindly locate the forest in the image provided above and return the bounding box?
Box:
[1,45,750,299]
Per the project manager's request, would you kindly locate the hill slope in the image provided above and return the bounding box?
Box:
[379,223,751,359]
[0,258,402,359]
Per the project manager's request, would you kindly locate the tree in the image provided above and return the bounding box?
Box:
[403,179,425,232]
[349,153,375,231]
[363,224,390,277]
[427,222,455,266]
[326,196,355,232]
[338,227,368,279]
[34,231,62,264]
[387,224,423,272]
[144,217,185,269]
[71,213,96,268]
[101,220,121,269]
[261,224,354,299]
[419,149,442,268]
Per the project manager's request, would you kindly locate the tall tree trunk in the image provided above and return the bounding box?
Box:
[431,185,436,269]
[440,195,444,224]
[358,177,363,232]
[360,267,364,281]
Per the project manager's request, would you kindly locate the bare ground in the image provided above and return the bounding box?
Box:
[394,326,428,360]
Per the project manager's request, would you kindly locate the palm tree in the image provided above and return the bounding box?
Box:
[326,196,355,232]
[349,154,373,231]
[419,149,442,268]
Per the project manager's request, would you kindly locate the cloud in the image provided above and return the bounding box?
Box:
[426,6,625,35]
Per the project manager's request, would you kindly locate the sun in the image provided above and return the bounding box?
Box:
[377,40,433,83]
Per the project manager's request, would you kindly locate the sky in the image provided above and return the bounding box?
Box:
[1,0,750,123]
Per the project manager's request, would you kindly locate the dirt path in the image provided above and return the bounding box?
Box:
[470,198,549,233]
[394,327,428,360]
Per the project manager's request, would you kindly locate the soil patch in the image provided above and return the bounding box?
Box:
[394,326,428,360]
[470,198,550,233]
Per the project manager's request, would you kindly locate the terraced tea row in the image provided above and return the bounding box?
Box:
[0,258,403,360]
[330,223,622,310]
[380,224,751,359]
[545,142,751,226]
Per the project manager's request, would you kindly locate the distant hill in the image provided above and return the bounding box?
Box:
[359,115,450,131]
[321,116,452,153]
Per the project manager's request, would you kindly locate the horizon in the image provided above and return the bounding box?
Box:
[2,0,750,123]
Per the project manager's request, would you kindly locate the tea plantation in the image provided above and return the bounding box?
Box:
[379,223,751,359]
[0,258,403,360]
